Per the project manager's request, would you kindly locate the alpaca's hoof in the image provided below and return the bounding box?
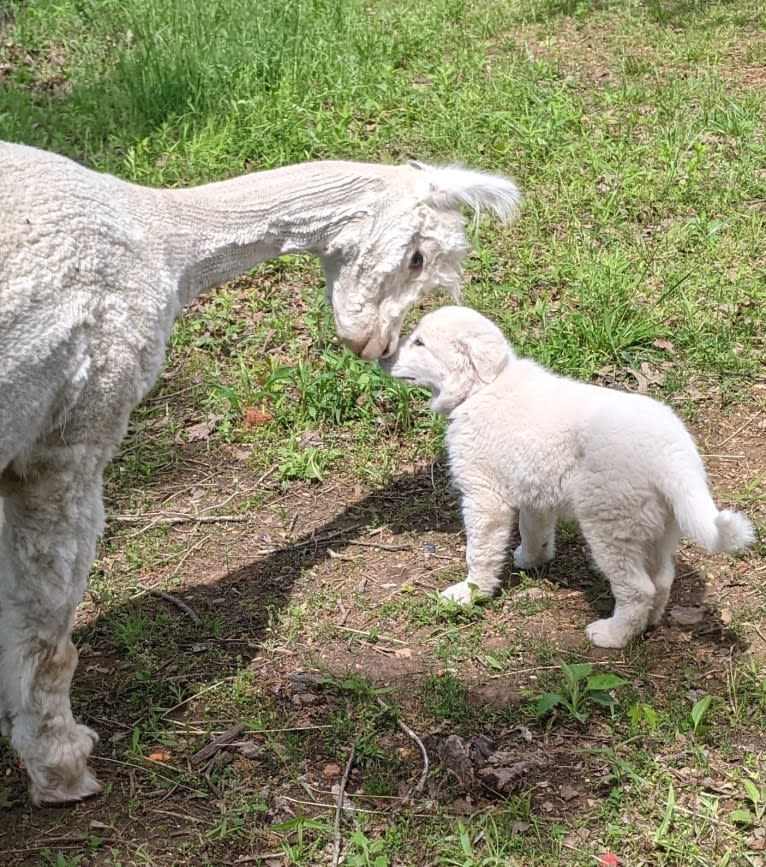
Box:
[585,618,630,649]
[32,766,103,806]
[27,724,102,806]
[512,544,552,570]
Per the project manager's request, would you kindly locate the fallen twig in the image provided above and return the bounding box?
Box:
[256,525,362,555]
[160,676,237,720]
[203,759,221,798]
[346,539,453,559]
[92,756,202,795]
[220,855,288,865]
[377,697,429,801]
[191,722,246,766]
[142,586,203,626]
[699,453,745,461]
[170,533,213,578]
[714,411,762,449]
[114,513,248,526]
[331,743,356,867]
[335,625,407,644]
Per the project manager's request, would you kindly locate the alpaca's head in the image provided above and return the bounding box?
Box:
[320,162,521,359]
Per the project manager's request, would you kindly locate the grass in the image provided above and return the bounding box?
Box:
[2,0,766,864]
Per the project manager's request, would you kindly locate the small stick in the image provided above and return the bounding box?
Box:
[714,412,762,449]
[143,587,203,626]
[160,677,236,720]
[220,856,286,865]
[92,756,202,795]
[170,533,212,579]
[115,514,248,526]
[256,525,362,555]
[149,808,210,824]
[345,539,453,559]
[191,723,246,766]
[376,697,429,800]
[331,743,356,867]
[203,760,221,798]
[335,626,407,644]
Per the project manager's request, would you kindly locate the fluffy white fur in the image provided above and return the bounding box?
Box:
[382,306,755,649]
[0,141,520,805]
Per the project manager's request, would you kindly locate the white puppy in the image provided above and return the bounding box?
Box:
[381,306,754,648]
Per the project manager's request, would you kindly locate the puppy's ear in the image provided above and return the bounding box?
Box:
[457,329,509,384]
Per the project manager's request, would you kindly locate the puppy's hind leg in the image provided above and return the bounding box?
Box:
[648,519,682,627]
[582,529,656,649]
[513,508,556,569]
[441,495,514,606]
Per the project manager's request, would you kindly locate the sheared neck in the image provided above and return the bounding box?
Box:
[158,161,393,304]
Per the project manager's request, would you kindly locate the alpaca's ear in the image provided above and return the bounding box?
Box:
[417,163,522,223]
[457,329,509,384]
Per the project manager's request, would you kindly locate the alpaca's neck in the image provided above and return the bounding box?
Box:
[159,162,389,304]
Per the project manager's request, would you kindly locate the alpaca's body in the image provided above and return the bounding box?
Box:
[0,141,520,804]
[382,306,754,648]
[3,145,174,468]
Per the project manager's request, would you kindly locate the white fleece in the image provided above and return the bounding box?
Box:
[0,142,520,804]
[382,306,754,649]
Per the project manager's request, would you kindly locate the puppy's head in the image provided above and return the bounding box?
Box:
[380,306,512,415]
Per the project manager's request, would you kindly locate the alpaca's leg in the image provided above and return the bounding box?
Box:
[581,529,656,649]
[0,449,104,804]
[0,502,9,739]
[441,496,514,605]
[648,520,681,627]
[513,508,556,569]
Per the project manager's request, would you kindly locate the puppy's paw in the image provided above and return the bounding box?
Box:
[513,545,550,570]
[440,581,478,606]
[585,618,630,649]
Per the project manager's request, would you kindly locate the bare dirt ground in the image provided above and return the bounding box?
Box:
[1,388,765,865]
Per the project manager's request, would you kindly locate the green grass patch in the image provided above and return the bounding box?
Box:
[4,0,766,864]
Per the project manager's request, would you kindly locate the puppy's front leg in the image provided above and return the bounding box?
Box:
[441,495,513,605]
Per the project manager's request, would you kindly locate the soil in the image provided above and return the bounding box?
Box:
[0,388,764,866]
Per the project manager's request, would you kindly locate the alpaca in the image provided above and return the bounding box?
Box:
[381,306,754,648]
[0,141,521,804]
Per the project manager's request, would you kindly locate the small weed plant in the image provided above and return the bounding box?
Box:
[535,660,628,723]
[690,694,713,737]
[730,775,766,827]
[345,830,389,867]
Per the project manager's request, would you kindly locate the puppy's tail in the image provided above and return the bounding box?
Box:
[668,475,754,554]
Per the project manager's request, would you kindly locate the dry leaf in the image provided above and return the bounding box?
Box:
[243,405,273,428]
[559,783,579,801]
[183,421,211,442]
[147,751,173,763]
[653,338,675,353]
[180,414,224,443]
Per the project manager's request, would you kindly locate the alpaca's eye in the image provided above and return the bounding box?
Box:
[409,251,424,270]
[412,337,424,347]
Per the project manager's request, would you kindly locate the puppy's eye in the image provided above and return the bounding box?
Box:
[412,337,425,347]
[409,251,424,271]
